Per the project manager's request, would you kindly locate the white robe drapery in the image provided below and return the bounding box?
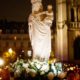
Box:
[29,14,52,60]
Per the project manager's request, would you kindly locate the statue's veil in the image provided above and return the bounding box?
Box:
[31,0,42,13]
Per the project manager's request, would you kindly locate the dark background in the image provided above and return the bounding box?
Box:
[0,0,55,22]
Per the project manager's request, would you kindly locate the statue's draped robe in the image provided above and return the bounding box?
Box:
[29,12,53,60]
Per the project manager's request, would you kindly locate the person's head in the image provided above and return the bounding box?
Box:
[47,72,55,80]
[47,5,53,13]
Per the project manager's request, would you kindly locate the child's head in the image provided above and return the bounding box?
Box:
[47,5,53,12]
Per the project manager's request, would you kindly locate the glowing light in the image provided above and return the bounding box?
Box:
[8,48,13,54]
[0,29,2,33]
[70,67,74,71]
[8,48,14,56]
[0,77,2,80]
[67,68,69,71]
[0,58,4,66]
[14,36,17,40]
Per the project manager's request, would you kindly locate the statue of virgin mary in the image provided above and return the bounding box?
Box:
[28,0,53,61]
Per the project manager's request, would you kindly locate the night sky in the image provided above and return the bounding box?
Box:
[0,0,55,22]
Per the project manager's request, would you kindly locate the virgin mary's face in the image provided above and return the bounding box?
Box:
[32,4,43,15]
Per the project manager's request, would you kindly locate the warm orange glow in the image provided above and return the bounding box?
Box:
[3,48,16,63]
[14,36,17,40]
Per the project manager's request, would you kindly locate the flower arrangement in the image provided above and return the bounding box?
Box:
[9,57,67,80]
[28,59,49,75]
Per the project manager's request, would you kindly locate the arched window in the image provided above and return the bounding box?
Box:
[71,8,75,22]
[73,36,80,60]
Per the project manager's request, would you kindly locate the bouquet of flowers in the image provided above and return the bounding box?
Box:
[27,59,49,75]
[10,58,66,79]
[12,58,26,77]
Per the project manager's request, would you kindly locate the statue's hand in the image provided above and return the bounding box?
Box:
[40,14,47,21]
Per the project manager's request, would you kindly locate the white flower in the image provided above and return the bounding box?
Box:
[51,64,57,75]
[40,71,45,75]
[35,63,41,69]
[40,63,49,72]
[30,69,37,73]
[23,63,29,68]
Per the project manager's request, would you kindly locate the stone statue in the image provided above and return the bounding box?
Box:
[28,0,53,61]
